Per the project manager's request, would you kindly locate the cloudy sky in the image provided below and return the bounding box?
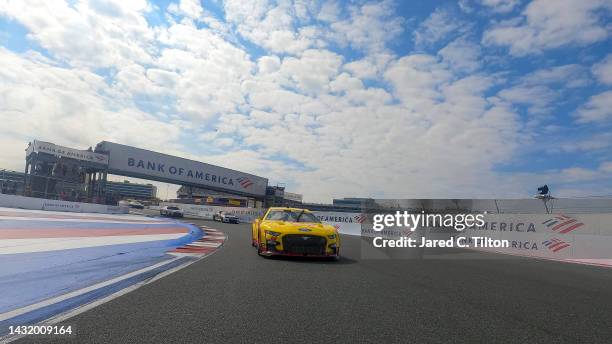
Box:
[0,0,611,202]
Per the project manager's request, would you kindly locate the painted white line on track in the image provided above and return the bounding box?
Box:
[0,216,167,224]
[188,242,221,247]
[0,257,183,322]
[0,233,187,254]
[0,225,227,344]
[45,232,226,323]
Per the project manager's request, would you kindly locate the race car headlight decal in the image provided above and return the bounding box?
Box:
[328,234,336,239]
[265,230,281,237]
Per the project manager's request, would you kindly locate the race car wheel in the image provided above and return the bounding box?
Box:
[332,248,340,261]
[256,232,264,256]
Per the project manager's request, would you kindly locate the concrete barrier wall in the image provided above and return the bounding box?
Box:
[157,204,365,235]
[312,211,365,235]
[160,202,264,223]
[458,213,612,264]
[0,194,128,214]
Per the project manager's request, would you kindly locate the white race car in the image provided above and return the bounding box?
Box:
[160,206,184,218]
[212,211,239,224]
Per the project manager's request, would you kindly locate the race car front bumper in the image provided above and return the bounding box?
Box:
[261,234,338,257]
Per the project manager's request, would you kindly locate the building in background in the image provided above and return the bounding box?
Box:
[332,198,375,210]
[265,185,285,207]
[24,140,109,203]
[264,186,305,208]
[106,181,157,201]
[176,185,252,207]
[282,191,303,207]
[0,169,25,195]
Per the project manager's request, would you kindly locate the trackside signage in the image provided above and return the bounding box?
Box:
[0,194,128,214]
[96,141,267,197]
[458,213,612,262]
[160,203,264,222]
[313,211,366,235]
[28,140,109,165]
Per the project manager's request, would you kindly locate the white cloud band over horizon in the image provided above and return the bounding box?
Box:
[0,0,610,202]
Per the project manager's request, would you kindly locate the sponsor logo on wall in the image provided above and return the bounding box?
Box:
[236,177,253,189]
[316,213,366,223]
[99,141,267,196]
[542,214,584,234]
[542,238,571,253]
[29,140,109,165]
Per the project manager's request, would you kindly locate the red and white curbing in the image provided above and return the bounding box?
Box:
[169,225,226,256]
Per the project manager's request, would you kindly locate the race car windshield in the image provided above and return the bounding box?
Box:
[266,210,320,223]
[167,207,179,210]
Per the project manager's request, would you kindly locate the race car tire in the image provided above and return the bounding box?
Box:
[256,231,264,256]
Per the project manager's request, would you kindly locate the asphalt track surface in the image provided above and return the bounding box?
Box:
[17,218,612,344]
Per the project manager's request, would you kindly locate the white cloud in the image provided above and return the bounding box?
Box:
[155,22,254,120]
[592,54,612,85]
[520,64,590,88]
[576,90,612,122]
[222,0,323,55]
[0,0,607,202]
[0,48,184,170]
[559,133,612,153]
[257,55,281,74]
[414,8,470,48]
[479,0,521,13]
[167,0,204,20]
[483,0,611,56]
[0,0,156,68]
[328,0,404,53]
[220,51,526,201]
[317,1,340,22]
[343,52,394,80]
[497,85,557,115]
[600,162,612,174]
[330,73,364,93]
[278,49,343,95]
[384,54,453,112]
[438,37,482,73]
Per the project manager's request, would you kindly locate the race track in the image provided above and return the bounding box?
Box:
[16,218,612,344]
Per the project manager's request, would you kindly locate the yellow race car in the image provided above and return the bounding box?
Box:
[252,207,340,259]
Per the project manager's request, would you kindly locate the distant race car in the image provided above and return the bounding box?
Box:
[128,201,145,209]
[252,207,340,259]
[213,211,239,224]
[160,206,184,218]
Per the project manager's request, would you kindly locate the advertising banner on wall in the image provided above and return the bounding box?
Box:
[157,205,366,235]
[96,141,268,197]
[0,194,128,214]
[457,213,612,262]
[161,203,264,223]
[312,211,366,236]
[28,140,109,165]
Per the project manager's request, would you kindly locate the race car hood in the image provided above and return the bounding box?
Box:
[260,221,337,235]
